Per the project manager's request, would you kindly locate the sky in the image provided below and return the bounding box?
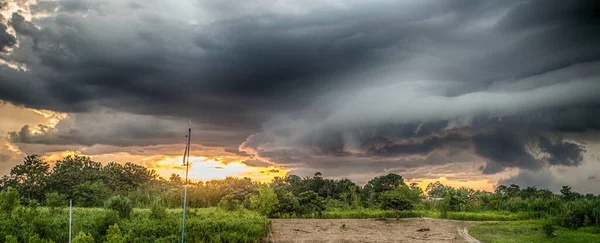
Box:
[1,0,599,193]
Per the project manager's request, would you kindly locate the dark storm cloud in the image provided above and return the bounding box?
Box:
[0,1,524,119]
[1,0,600,184]
[366,133,466,157]
[9,13,39,37]
[473,131,541,174]
[6,110,248,149]
[0,23,16,52]
[539,137,586,166]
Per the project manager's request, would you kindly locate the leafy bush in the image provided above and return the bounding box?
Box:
[74,182,110,207]
[150,198,167,219]
[297,191,325,217]
[5,235,18,243]
[105,196,133,218]
[44,192,67,211]
[542,222,555,237]
[72,232,94,243]
[219,194,241,211]
[27,235,54,243]
[379,186,421,212]
[104,224,125,243]
[0,187,21,215]
[557,200,597,229]
[274,192,299,216]
[250,185,279,217]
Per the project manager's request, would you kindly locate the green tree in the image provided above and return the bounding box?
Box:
[45,192,67,210]
[560,186,581,201]
[297,191,325,217]
[27,235,54,243]
[425,181,446,198]
[105,195,133,218]
[250,185,279,217]
[72,232,94,243]
[219,194,241,211]
[47,155,103,199]
[74,181,110,207]
[101,162,127,192]
[275,191,299,215]
[364,173,406,202]
[0,187,21,215]
[6,155,50,202]
[104,224,125,243]
[5,235,18,243]
[380,186,422,217]
[440,188,468,214]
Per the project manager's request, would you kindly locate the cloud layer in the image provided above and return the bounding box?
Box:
[1,0,599,190]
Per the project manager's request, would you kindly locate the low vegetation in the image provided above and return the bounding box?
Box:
[469,221,600,243]
[1,155,599,241]
[0,205,267,242]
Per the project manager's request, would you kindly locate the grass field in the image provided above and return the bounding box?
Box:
[469,221,600,243]
[277,208,538,221]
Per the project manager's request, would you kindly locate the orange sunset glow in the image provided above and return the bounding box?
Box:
[152,156,289,183]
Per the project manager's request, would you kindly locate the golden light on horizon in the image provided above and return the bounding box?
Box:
[152,156,289,183]
[408,176,495,192]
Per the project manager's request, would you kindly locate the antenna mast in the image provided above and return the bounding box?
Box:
[181,121,191,243]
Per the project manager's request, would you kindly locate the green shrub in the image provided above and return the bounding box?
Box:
[150,198,167,219]
[557,200,597,229]
[27,234,54,243]
[104,224,125,243]
[5,235,18,243]
[219,194,241,211]
[297,191,325,217]
[0,187,21,215]
[72,232,94,243]
[105,196,133,218]
[45,192,67,210]
[250,185,279,217]
[542,222,555,237]
[74,182,110,207]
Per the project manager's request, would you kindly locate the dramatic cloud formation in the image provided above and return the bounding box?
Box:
[0,0,599,191]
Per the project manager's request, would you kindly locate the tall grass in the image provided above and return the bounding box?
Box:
[272,208,536,221]
[0,207,268,242]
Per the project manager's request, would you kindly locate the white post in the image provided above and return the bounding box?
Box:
[69,199,72,243]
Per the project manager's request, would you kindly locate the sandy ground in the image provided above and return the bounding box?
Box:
[267,218,480,243]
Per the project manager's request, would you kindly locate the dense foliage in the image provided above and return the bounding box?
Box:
[1,155,599,241]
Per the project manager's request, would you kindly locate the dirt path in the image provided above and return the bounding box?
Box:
[268,218,481,243]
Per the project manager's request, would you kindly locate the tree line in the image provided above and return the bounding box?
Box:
[1,154,600,230]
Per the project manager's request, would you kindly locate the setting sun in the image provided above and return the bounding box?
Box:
[152,156,288,183]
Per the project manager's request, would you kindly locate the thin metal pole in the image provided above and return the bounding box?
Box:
[181,121,191,243]
[69,199,72,243]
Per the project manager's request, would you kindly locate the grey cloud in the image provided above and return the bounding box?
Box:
[498,0,600,31]
[500,164,600,194]
[366,133,467,157]
[539,137,585,166]
[242,159,273,167]
[1,0,599,185]
[473,131,541,174]
[0,23,16,52]
[8,110,248,149]
[499,169,562,192]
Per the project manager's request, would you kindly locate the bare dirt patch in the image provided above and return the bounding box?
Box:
[268,218,479,243]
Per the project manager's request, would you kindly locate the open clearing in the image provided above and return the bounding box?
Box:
[268,218,481,243]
